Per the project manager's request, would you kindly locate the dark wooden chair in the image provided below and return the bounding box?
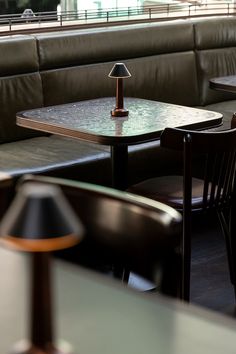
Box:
[18,174,182,298]
[128,126,236,301]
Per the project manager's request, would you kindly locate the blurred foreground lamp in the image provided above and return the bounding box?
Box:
[108,62,131,117]
[0,182,84,354]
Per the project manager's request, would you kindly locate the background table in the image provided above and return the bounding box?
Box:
[17,97,222,190]
[1,247,236,354]
[210,75,236,93]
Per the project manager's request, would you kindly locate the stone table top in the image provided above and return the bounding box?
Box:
[17,97,222,146]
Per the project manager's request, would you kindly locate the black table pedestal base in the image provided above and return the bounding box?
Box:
[111,145,128,191]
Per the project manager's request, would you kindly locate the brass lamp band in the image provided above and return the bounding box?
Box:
[0,233,80,252]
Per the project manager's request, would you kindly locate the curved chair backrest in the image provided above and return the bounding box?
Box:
[19,174,182,297]
[161,127,236,153]
[160,127,236,211]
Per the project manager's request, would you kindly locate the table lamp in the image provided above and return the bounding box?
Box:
[0,182,84,354]
[108,62,131,117]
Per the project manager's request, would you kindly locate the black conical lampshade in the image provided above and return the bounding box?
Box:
[108,63,131,78]
[0,182,84,252]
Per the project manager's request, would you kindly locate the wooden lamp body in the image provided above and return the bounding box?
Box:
[108,63,131,118]
[111,78,129,117]
[0,183,84,354]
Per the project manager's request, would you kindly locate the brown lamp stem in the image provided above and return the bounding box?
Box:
[31,252,54,350]
[116,78,124,111]
[12,253,59,354]
[111,78,129,117]
[11,254,73,354]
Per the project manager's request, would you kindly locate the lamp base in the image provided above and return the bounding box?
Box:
[11,340,73,354]
[111,108,129,117]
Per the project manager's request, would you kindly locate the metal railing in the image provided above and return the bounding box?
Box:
[0,2,235,33]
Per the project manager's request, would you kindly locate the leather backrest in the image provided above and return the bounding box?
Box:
[194,17,236,105]
[35,21,194,68]
[0,73,44,144]
[37,21,199,107]
[0,36,44,143]
[0,35,39,75]
[42,52,198,107]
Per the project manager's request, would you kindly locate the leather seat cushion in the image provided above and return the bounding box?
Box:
[0,134,110,177]
[128,175,206,209]
[0,136,181,186]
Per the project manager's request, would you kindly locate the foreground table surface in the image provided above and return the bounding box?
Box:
[17,97,222,145]
[210,75,236,93]
[1,247,236,354]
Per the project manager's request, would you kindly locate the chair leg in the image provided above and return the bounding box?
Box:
[217,210,235,286]
[179,214,191,301]
[182,204,191,301]
[182,228,191,302]
[229,205,236,300]
[113,266,130,283]
[219,204,236,301]
[231,113,236,129]
[161,248,182,298]
[182,134,192,302]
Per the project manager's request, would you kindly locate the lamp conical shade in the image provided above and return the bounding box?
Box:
[0,182,84,251]
[108,63,131,78]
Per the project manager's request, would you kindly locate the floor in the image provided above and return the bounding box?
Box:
[129,212,236,318]
[190,212,235,316]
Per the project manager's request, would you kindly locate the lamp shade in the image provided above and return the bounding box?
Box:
[108,63,131,78]
[0,182,84,252]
